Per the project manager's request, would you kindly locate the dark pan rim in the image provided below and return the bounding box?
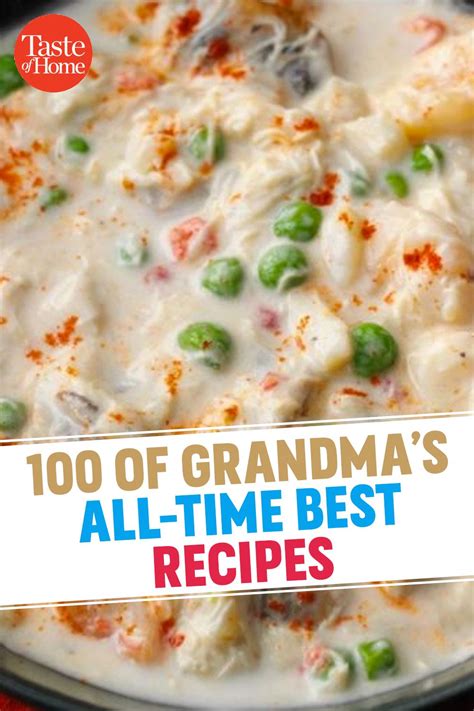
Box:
[0,646,473,711]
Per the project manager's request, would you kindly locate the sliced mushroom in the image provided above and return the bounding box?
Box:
[250,23,333,97]
[248,21,287,63]
[277,29,333,97]
[56,391,99,428]
[454,0,474,11]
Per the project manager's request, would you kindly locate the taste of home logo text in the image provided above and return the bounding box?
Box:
[14,14,92,93]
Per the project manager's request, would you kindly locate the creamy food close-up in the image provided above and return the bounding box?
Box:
[0,0,473,707]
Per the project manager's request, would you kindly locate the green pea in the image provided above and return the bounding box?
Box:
[273,201,322,242]
[351,323,398,377]
[411,143,444,173]
[66,135,90,154]
[358,639,398,680]
[202,257,244,298]
[0,54,24,99]
[0,398,27,433]
[385,172,409,199]
[350,172,372,198]
[189,126,225,164]
[178,322,232,370]
[117,234,149,267]
[258,245,309,291]
[40,187,69,210]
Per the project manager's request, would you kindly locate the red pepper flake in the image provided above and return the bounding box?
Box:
[223,404,239,425]
[0,107,24,126]
[261,372,281,392]
[383,291,395,304]
[0,316,7,326]
[289,618,301,632]
[310,172,339,207]
[174,8,201,38]
[268,598,287,614]
[9,148,30,162]
[26,348,43,364]
[219,63,247,80]
[330,613,368,629]
[403,243,443,274]
[116,72,158,93]
[31,139,48,153]
[57,606,113,638]
[165,359,183,397]
[258,306,280,331]
[0,162,22,197]
[159,144,178,171]
[199,161,214,177]
[161,617,175,636]
[44,315,80,348]
[293,117,320,132]
[88,68,100,80]
[109,412,125,423]
[135,1,159,22]
[370,375,381,386]
[207,36,231,61]
[295,314,311,349]
[379,586,417,612]
[338,211,354,229]
[296,591,315,604]
[122,177,136,191]
[168,632,185,648]
[361,219,377,240]
[342,387,368,398]
[289,617,314,633]
[273,115,284,128]
[145,265,170,283]
[297,314,310,333]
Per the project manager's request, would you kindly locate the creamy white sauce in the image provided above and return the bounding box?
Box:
[0,0,473,706]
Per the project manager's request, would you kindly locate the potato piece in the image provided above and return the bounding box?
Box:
[382,31,474,139]
[407,328,473,410]
[339,113,409,168]
[287,289,352,375]
[365,202,473,326]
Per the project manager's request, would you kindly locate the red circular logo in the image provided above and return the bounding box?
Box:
[14,14,92,93]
